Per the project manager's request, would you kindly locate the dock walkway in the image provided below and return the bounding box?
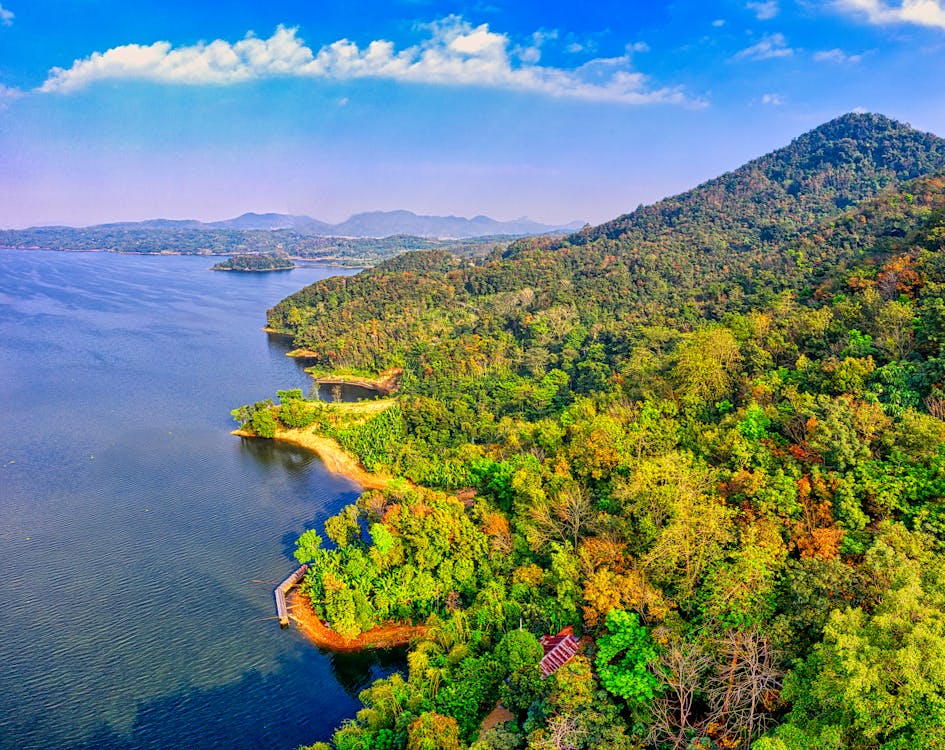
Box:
[275,564,308,627]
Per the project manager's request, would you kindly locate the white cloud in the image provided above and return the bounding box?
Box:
[0,83,22,107]
[748,1,780,19]
[761,92,785,105]
[837,0,945,29]
[734,32,794,59]
[0,3,13,26]
[38,17,696,106]
[630,41,650,52]
[514,28,558,64]
[813,47,864,62]
[712,19,727,27]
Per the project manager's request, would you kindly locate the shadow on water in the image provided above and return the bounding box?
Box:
[328,648,409,699]
[266,331,317,379]
[63,650,404,750]
[281,527,305,560]
[314,383,381,402]
[237,436,319,476]
[265,330,297,354]
[233,437,361,559]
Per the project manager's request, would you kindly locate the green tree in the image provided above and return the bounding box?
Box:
[595,610,661,709]
[774,526,945,748]
[406,712,464,750]
[294,529,324,565]
[325,504,362,548]
[250,406,278,438]
[672,326,743,408]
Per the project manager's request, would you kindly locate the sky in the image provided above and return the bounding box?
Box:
[1,0,945,228]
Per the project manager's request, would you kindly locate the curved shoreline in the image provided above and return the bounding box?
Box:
[233,426,391,490]
[293,364,402,396]
[287,588,426,651]
[310,371,401,396]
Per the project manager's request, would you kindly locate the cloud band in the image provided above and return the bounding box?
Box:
[38,17,695,106]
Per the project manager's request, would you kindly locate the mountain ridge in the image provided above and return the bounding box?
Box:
[26,210,582,239]
[268,111,945,369]
[560,112,945,252]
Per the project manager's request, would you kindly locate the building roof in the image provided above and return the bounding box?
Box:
[539,626,581,677]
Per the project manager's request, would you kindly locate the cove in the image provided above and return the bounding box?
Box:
[0,250,401,750]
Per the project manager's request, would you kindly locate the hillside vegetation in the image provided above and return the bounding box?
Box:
[239,113,945,750]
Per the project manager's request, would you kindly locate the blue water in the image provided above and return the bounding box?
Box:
[0,251,399,750]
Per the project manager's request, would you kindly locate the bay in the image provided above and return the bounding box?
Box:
[0,250,397,750]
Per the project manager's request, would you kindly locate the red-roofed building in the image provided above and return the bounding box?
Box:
[539,626,581,677]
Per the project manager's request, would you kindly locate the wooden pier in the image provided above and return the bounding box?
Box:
[275,564,309,628]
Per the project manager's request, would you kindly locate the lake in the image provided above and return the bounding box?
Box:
[0,250,400,750]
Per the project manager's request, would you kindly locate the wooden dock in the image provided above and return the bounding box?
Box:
[275,564,309,628]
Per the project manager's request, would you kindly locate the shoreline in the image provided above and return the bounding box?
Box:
[1,246,366,266]
[287,588,426,651]
[233,426,391,490]
[211,266,296,273]
[299,366,402,396]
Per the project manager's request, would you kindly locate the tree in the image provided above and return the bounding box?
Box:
[705,628,782,746]
[595,610,661,709]
[647,628,712,750]
[496,629,546,714]
[702,522,787,628]
[325,504,362,548]
[250,406,278,438]
[567,414,624,481]
[671,326,743,408]
[773,525,945,748]
[641,457,733,605]
[875,299,916,360]
[527,487,596,550]
[294,529,324,565]
[407,712,464,750]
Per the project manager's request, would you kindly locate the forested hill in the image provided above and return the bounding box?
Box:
[491,112,945,322]
[268,113,945,371]
[246,111,945,750]
[558,112,945,253]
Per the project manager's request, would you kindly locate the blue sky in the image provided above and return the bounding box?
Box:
[1,0,945,228]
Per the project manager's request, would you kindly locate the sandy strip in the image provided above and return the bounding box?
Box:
[287,588,427,651]
[233,427,391,490]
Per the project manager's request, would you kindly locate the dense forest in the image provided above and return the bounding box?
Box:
[211,253,295,272]
[237,113,945,749]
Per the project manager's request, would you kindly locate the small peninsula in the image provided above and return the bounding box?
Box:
[211,253,295,272]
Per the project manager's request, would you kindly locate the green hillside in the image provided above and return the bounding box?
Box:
[242,114,945,750]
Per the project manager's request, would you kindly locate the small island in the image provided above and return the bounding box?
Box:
[211,253,295,272]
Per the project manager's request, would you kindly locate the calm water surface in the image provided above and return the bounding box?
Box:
[0,251,400,750]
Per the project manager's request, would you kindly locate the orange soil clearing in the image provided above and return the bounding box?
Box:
[287,589,427,651]
[479,703,515,735]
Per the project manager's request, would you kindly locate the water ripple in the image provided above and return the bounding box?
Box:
[0,251,393,750]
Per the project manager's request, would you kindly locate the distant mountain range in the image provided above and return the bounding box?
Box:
[52,210,584,239]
